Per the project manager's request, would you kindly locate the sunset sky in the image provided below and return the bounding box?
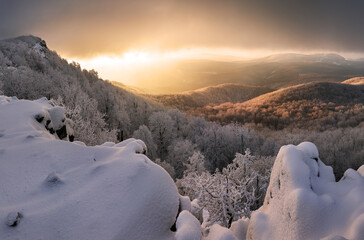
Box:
[1,0,364,87]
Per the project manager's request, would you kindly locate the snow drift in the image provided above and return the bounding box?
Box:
[0,96,180,240]
[247,142,364,240]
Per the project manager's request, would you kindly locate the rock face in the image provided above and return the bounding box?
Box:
[0,96,180,240]
[6,212,22,227]
[247,142,364,240]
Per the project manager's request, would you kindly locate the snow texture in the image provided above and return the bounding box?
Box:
[175,210,202,240]
[229,218,249,240]
[180,195,192,212]
[247,142,364,240]
[0,96,180,240]
[205,224,237,240]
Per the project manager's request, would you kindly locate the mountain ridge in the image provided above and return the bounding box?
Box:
[146,83,273,110]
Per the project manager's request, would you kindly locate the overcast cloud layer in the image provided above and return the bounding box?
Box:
[1,0,364,57]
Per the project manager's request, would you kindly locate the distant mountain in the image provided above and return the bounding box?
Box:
[342,77,364,85]
[261,53,347,64]
[243,81,364,105]
[191,82,364,130]
[128,54,364,93]
[146,83,273,110]
[111,81,148,94]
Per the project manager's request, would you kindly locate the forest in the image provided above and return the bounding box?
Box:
[1,36,363,227]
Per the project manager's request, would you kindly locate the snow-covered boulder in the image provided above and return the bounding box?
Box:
[230,218,249,240]
[175,210,202,240]
[247,142,364,240]
[0,96,180,240]
[205,224,237,240]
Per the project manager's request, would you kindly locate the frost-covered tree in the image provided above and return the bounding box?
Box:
[177,150,274,227]
[52,94,117,145]
[186,116,207,142]
[155,158,176,179]
[148,111,176,159]
[184,151,206,175]
[132,125,157,160]
[196,123,243,171]
[0,78,3,95]
[168,109,189,139]
[167,139,197,178]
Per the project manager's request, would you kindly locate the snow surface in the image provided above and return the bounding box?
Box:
[205,224,237,240]
[175,210,202,240]
[0,96,180,240]
[247,142,364,240]
[230,218,249,240]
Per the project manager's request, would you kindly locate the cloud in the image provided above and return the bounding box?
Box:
[1,0,364,57]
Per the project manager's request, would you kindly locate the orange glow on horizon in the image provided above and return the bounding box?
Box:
[68,48,272,86]
[67,48,363,93]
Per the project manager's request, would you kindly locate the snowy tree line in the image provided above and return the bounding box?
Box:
[134,112,276,178]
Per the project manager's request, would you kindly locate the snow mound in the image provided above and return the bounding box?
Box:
[230,218,249,240]
[0,96,180,240]
[0,96,74,141]
[247,142,364,240]
[205,224,237,240]
[175,210,202,240]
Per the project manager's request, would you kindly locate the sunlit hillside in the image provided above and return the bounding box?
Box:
[342,76,364,85]
[146,83,273,110]
[191,82,364,130]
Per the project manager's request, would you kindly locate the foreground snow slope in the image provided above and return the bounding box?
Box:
[0,96,179,240]
[247,142,364,240]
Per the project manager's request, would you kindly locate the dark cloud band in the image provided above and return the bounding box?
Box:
[1,0,364,57]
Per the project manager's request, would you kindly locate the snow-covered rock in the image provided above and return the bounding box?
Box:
[229,218,249,240]
[179,195,192,212]
[0,96,180,240]
[205,224,237,240]
[191,199,204,223]
[247,142,364,240]
[32,40,47,58]
[175,210,202,240]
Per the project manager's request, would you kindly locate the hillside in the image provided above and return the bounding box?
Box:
[342,76,364,85]
[147,83,273,110]
[192,82,364,130]
[0,35,163,145]
[125,54,364,93]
